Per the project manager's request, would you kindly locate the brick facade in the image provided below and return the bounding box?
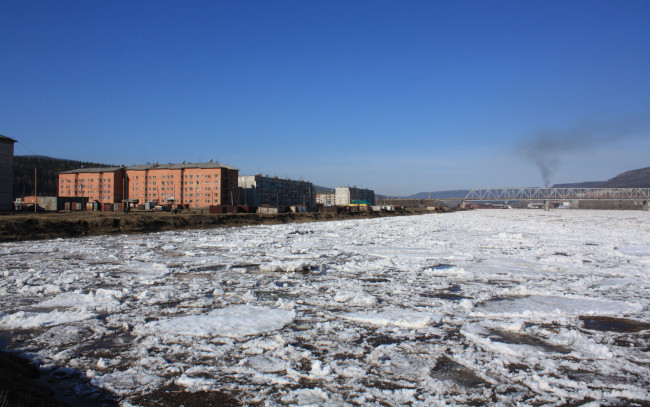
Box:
[59,162,239,208]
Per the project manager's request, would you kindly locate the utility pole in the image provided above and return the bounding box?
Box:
[34,168,37,213]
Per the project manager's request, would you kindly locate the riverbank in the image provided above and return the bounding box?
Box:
[0,208,452,242]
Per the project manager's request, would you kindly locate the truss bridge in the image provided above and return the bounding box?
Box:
[456,188,650,211]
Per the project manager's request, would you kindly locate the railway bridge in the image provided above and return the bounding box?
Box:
[456,188,650,211]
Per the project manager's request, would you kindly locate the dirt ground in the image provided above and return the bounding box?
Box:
[0,208,447,243]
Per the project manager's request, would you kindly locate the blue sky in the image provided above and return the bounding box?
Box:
[2,1,649,195]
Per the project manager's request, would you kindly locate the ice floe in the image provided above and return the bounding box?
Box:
[1,209,649,405]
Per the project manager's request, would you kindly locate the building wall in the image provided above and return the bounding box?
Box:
[0,138,15,211]
[59,168,125,204]
[316,192,336,206]
[335,187,375,205]
[60,163,239,208]
[238,175,314,207]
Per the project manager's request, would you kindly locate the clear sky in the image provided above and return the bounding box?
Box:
[2,1,649,195]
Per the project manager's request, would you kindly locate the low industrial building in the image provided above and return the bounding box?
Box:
[0,135,17,211]
[334,187,375,206]
[238,175,315,207]
[59,162,239,209]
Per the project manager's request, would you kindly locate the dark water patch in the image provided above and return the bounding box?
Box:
[288,230,313,235]
[555,398,598,407]
[580,316,650,333]
[363,379,415,391]
[421,292,468,301]
[130,385,240,407]
[254,291,279,302]
[566,370,627,386]
[34,365,119,407]
[0,332,13,348]
[361,277,391,283]
[79,332,135,356]
[428,264,455,271]
[176,272,214,280]
[485,280,516,287]
[187,265,223,273]
[421,284,468,301]
[430,356,487,388]
[506,363,529,373]
[412,333,443,342]
[554,252,570,257]
[488,330,571,354]
[332,352,364,361]
[365,334,403,348]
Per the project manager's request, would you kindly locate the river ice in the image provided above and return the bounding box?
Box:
[1,209,649,405]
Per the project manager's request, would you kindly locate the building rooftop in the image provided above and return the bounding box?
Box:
[127,162,238,171]
[60,166,124,174]
[61,162,238,174]
[0,135,17,143]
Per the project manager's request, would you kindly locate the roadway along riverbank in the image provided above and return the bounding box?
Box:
[0,208,453,242]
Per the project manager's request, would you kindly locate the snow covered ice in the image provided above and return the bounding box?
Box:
[1,209,649,405]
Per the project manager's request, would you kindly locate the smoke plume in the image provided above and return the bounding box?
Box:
[517,115,650,187]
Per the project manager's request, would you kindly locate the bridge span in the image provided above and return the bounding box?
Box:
[455,188,650,211]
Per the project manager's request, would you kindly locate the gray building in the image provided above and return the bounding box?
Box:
[335,187,375,206]
[239,175,315,207]
[0,135,17,211]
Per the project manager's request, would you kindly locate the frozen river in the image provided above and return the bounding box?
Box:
[1,209,649,406]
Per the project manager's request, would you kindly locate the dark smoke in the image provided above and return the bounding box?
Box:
[517,115,650,187]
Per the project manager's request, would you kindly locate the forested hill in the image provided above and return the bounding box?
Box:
[13,156,114,198]
[600,167,650,188]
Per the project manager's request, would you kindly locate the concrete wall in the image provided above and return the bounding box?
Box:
[0,139,15,211]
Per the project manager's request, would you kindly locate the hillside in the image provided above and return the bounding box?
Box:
[551,181,604,188]
[13,156,114,198]
[599,167,650,188]
[406,190,470,199]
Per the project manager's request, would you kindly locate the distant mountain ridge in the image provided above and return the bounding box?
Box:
[600,167,650,188]
[402,166,649,200]
[404,190,470,199]
[551,181,604,188]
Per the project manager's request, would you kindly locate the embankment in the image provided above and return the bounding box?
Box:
[0,209,450,242]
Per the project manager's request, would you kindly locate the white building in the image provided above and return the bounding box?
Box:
[0,135,17,211]
[334,187,375,206]
[316,191,336,206]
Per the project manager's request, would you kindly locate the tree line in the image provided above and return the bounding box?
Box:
[13,156,114,198]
